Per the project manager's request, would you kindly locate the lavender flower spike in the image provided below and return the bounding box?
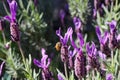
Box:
[106,20,117,34]
[74,49,86,79]
[5,0,18,22]
[107,20,117,49]
[34,48,50,70]
[56,27,73,46]
[86,42,97,57]
[0,61,5,76]
[33,48,53,80]
[4,0,19,42]
[56,27,73,62]
[70,32,84,51]
[86,42,100,69]
[96,26,111,57]
[96,26,109,45]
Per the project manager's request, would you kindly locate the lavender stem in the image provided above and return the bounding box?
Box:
[2,31,6,44]
[2,1,10,15]
[64,62,68,80]
[17,41,26,65]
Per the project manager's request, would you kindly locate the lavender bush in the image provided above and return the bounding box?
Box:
[0,0,120,80]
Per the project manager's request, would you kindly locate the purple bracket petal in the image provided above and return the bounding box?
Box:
[77,33,84,48]
[4,16,11,22]
[96,26,102,42]
[56,28,64,44]
[33,59,42,68]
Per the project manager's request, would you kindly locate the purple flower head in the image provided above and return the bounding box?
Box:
[96,26,109,45]
[68,49,76,69]
[0,61,5,76]
[33,48,51,70]
[86,42,97,57]
[57,73,64,80]
[73,17,81,32]
[74,49,86,78]
[56,27,73,46]
[70,32,84,51]
[4,0,18,22]
[106,74,113,80]
[106,20,117,34]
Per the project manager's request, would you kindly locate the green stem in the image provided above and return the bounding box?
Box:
[2,31,6,44]
[64,62,68,80]
[17,41,26,65]
[2,1,10,15]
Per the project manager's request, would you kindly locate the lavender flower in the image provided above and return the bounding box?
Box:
[4,0,19,42]
[73,17,82,33]
[86,42,100,69]
[68,49,76,69]
[107,20,117,49]
[56,27,73,62]
[96,26,111,57]
[70,32,86,79]
[4,0,18,22]
[0,61,5,76]
[56,27,73,46]
[106,74,113,80]
[33,48,53,80]
[74,49,86,79]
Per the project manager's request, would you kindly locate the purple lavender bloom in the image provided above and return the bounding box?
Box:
[73,17,82,33]
[106,74,113,80]
[34,48,50,70]
[107,20,117,34]
[86,42,100,69]
[56,27,73,62]
[74,49,86,79]
[4,0,19,42]
[57,73,64,80]
[56,27,73,46]
[0,61,5,76]
[86,42,97,58]
[96,26,111,57]
[68,49,76,69]
[70,32,84,50]
[107,20,117,49]
[70,32,86,78]
[34,48,53,80]
[96,26,109,45]
[4,0,18,22]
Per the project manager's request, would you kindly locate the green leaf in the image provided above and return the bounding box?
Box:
[69,70,74,80]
